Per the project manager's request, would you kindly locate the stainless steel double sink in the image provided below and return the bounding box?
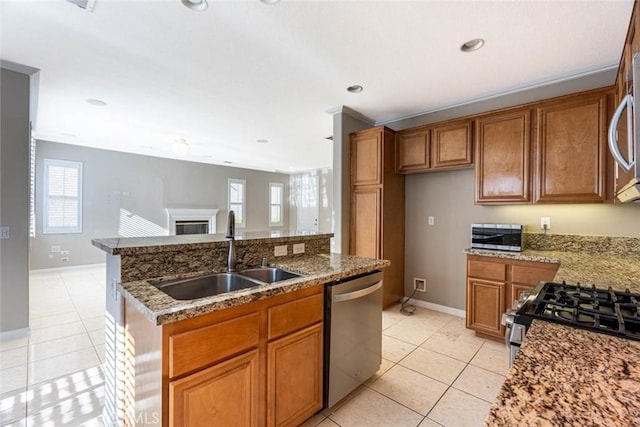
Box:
[152,267,302,300]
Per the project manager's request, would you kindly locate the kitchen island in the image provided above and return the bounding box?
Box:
[92,231,388,427]
[486,321,640,425]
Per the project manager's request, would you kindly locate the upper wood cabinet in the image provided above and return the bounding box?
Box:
[431,119,473,169]
[534,92,608,203]
[475,109,532,204]
[396,119,473,173]
[351,128,384,186]
[396,127,429,173]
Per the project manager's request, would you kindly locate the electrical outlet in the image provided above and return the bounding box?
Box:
[0,227,9,239]
[540,217,551,230]
[110,279,118,301]
[51,245,61,253]
[60,250,69,255]
[274,245,288,257]
[413,278,427,292]
[293,243,305,254]
[60,257,69,262]
[428,216,435,226]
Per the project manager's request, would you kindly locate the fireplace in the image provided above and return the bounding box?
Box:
[165,208,219,235]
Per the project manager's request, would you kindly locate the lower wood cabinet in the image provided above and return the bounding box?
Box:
[124,285,324,427]
[267,323,323,427]
[169,350,259,427]
[466,255,559,340]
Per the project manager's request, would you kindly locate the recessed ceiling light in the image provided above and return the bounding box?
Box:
[86,98,107,107]
[460,38,485,52]
[347,85,363,93]
[181,0,208,11]
[256,139,269,144]
[260,0,280,4]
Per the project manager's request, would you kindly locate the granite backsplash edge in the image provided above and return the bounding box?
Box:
[524,233,640,257]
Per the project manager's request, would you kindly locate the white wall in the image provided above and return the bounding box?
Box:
[32,141,291,269]
[0,67,33,332]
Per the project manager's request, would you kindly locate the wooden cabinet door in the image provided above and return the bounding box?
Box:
[534,93,608,203]
[431,119,473,169]
[351,129,383,186]
[169,350,259,427]
[350,187,381,259]
[267,323,323,427]
[475,109,531,204]
[466,278,505,339]
[396,127,429,173]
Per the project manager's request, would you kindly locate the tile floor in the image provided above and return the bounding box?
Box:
[1,265,509,427]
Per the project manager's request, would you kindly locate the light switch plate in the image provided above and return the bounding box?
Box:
[0,227,9,239]
[293,243,305,254]
[274,245,288,257]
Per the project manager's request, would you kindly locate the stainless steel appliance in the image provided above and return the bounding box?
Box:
[324,271,383,408]
[608,52,640,203]
[504,281,640,365]
[471,223,523,252]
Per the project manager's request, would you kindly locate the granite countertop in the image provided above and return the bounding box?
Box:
[486,321,640,426]
[120,253,389,326]
[93,231,333,255]
[465,248,640,293]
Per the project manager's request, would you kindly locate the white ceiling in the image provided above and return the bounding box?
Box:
[0,0,634,173]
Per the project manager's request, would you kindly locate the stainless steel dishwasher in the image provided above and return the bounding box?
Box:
[324,270,383,408]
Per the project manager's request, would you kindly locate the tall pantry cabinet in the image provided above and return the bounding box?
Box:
[350,126,405,308]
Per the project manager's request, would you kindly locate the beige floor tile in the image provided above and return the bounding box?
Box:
[94,345,106,365]
[317,418,340,426]
[469,346,510,376]
[0,347,28,370]
[369,365,448,415]
[299,413,327,427]
[2,419,27,427]
[28,348,100,385]
[81,316,105,333]
[383,316,440,345]
[0,389,27,425]
[399,347,466,385]
[0,366,27,394]
[427,388,492,427]
[452,365,505,403]
[88,330,105,347]
[382,306,408,330]
[322,385,367,417]
[26,384,104,426]
[29,312,81,330]
[481,338,508,352]
[28,321,87,345]
[77,306,106,321]
[29,333,93,363]
[26,366,104,416]
[419,418,445,426]
[28,303,77,321]
[381,335,417,363]
[421,331,483,363]
[0,337,28,352]
[364,357,394,386]
[329,388,423,427]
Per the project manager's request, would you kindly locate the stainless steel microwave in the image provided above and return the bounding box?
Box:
[471,224,523,252]
[608,52,640,203]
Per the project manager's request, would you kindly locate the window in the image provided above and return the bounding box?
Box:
[228,178,246,228]
[43,159,83,234]
[269,182,284,227]
[29,138,36,238]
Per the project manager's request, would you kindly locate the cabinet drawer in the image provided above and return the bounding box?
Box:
[268,293,323,340]
[468,260,506,282]
[169,312,259,378]
[512,264,557,286]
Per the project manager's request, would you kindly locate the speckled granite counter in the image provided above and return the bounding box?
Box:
[465,248,640,293]
[486,321,640,426]
[120,253,389,325]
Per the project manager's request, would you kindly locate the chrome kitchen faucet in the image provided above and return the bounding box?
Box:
[226,210,236,272]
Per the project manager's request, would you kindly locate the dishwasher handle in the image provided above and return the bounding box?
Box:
[334,281,383,303]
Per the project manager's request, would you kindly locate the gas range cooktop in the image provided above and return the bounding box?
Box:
[518,281,640,341]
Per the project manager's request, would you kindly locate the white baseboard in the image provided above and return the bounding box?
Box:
[0,327,29,341]
[408,298,466,318]
[30,263,106,274]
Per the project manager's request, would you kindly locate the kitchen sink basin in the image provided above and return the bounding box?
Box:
[238,267,302,283]
[153,273,264,300]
